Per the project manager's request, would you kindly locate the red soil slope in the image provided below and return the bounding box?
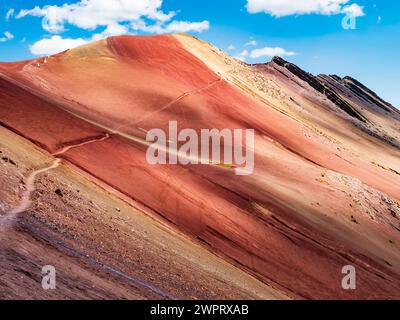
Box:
[1,35,400,299]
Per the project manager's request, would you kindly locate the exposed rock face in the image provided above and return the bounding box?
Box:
[1,35,400,300]
[319,74,399,115]
[343,76,397,112]
[256,56,400,148]
[267,57,366,122]
[317,74,400,148]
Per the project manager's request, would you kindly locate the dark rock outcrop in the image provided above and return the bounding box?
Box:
[269,57,367,122]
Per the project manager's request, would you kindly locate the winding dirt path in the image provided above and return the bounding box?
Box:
[0,159,61,231]
[52,133,110,156]
[1,134,111,231]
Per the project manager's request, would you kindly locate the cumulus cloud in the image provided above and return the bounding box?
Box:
[130,19,209,34]
[250,46,296,58]
[163,20,209,33]
[91,23,129,41]
[30,21,131,55]
[246,0,364,17]
[342,3,365,17]
[16,0,210,35]
[22,1,210,56]
[0,31,14,42]
[30,35,88,55]
[16,0,174,33]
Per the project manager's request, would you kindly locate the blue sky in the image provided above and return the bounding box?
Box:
[0,0,399,107]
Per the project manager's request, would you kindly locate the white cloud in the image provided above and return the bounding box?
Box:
[30,35,88,55]
[245,39,257,46]
[91,23,129,41]
[163,20,209,33]
[131,19,209,34]
[6,8,14,21]
[17,0,175,33]
[17,0,209,37]
[227,44,236,51]
[246,0,365,17]
[130,19,164,33]
[342,3,365,17]
[102,23,129,36]
[26,9,209,55]
[0,31,14,42]
[250,46,296,58]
